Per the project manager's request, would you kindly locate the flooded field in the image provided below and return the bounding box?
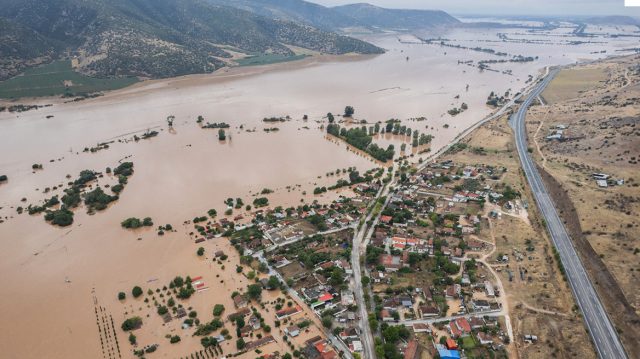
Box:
[0,26,638,358]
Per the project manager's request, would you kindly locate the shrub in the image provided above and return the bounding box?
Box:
[0,175,7,182]
[121,316,142,331]
[213,304,225,316]
[132,286,143,298]
[197,247,205,256]
[170,335,181,343]
[122,217,142,229]
[118,292,126,300]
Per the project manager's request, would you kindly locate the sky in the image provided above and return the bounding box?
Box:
[309,0,640,17]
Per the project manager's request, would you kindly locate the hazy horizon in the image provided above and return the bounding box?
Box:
[308,0,640,17]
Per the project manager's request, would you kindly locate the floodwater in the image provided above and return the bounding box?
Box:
[0,27,638,358]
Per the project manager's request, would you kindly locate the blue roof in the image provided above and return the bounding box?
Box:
[438,349,460,359]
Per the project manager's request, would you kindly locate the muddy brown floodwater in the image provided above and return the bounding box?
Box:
[0,29,638,358]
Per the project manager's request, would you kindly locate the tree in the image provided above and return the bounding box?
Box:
[132,286,143,298]
[129,333,136,345]
[344,106,354,118]
[167,297,175,307]
[322,315,333,328]
[118,292,126,300]
[157,306,168,315]
[142,217,153,226]
[327,112,335,123]
[213,304,225,316]
[330,268,343,286]
[383,325,399,343]
[236,338,245,350]
[197,247,205,256]
[218,129,226,141]
[208,208,217,217]
[121,316,142,331]
[247,284,262,299]
[361,276,370,286]
[268,275,280,289]
[173,276,184,287]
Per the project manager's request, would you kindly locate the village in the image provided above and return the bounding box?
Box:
[112,157,541,359]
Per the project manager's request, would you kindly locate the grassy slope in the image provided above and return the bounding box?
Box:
[0,61,139,99]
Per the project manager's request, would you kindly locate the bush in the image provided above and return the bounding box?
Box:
[236,338,245,349]
[213,304,225,316]
[129,333,136,345]
[121,316,142,331]
[197,247,205,256]
[0,175,7,182]
[142,217,153,226]
[111,184,124,194]
[132,286,143,298]
[114,162,134,176]
[122,217,142,229]
[118,292,126,300]
[44,206,74,226]
[157,306,168,315]
[170,335,181,343]
[145,346,156,353]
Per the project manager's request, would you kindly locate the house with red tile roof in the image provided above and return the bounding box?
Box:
[403,340,419,359]
[380,215,393,223]
[445,284,461,300]
[449,321,461,339]
[455,317,471,335]
[446,339,458,350]
[380,254,402,272]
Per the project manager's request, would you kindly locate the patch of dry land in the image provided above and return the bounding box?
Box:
[444,111,597,359]
[527,54,640,354]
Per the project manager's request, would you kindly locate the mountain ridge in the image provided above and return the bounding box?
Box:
[0,0,383,81]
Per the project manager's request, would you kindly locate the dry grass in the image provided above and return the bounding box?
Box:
[527,54,640,354]
[440,99,597,358]
[541,67,608,104]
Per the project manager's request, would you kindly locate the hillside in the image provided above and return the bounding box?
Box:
[584,15,640,26]
[332,3,460,30]
[0,0,383,81]
[204,0,371,33]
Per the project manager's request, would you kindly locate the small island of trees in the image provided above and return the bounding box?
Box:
[326,124,395,162]
[121,217,153,229]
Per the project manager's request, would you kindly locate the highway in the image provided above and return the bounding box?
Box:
[509,68,629,359]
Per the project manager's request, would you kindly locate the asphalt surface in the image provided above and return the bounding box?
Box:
[509,69,629,359]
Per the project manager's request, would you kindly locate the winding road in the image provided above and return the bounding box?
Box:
[509,68,629,359]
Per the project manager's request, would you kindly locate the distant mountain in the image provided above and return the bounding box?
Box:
[332,3,460,31]
[584,16,639,26]
[0,0,383,81]
[204,0,371,33]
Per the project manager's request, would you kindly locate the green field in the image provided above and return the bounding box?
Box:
[0,61,140,99]
[234,54,311,67]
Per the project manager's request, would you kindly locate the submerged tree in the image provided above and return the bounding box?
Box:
[167,115,175,127]
[344,106,354,118]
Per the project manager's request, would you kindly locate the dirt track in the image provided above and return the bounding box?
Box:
[535,164,640,354]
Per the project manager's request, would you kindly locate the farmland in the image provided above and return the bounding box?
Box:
[0,61,139,99]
